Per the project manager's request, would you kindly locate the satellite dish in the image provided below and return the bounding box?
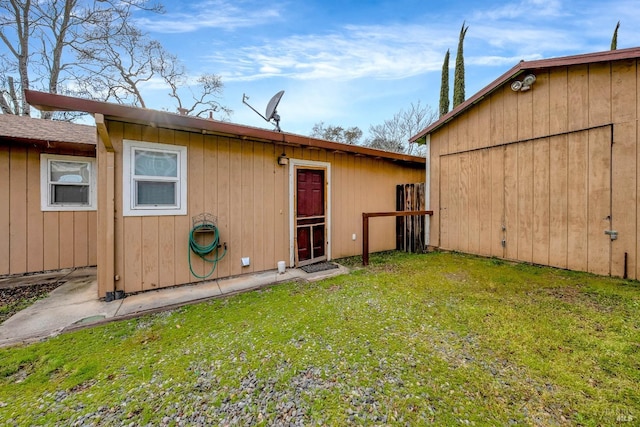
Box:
[242,90,285,132]
[265,90,284,121]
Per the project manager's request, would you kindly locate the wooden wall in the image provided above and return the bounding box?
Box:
[98,122,424,296]
[0,142,97,276]
[430,59,639,280]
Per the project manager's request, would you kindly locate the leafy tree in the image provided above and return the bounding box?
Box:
[0,0,229,118]
[439,49,450,117]
[611,21,620,50]
[310,122,363,145]
[453,21,469,108]
[365,101,437,155]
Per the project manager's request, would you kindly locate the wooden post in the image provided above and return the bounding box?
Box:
[362,214,370,266]
[362,210,433,266]
[95,114,116,299]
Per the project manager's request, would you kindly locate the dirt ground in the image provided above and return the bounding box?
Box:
[0,282,65,323]
[0,268,95,323]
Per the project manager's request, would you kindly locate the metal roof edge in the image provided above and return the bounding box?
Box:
[410,46,640,143]
[25,90,425,164]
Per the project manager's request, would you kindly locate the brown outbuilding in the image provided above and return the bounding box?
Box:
[0,114,97,276]
[412,46,640,280]
[24,91,425,298]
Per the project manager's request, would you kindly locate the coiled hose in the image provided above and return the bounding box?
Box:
[188,224,227,279]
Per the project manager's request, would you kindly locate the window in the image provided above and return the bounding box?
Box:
[40,154,96,211]
[123,140,187,216]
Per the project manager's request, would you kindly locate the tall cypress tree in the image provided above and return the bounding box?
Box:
[611,21,620,50]
[439,49,450,117]
[453,22,469,108]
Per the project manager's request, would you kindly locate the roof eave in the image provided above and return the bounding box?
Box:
[409,46,640,143]
[25,90,425,165]
[410,62,525,143]
[0,136,96,154]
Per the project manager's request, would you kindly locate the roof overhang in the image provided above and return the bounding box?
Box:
[0,136,96,155]
[25,90,425,165]
[410,46,640,144]
[0,112,96,154]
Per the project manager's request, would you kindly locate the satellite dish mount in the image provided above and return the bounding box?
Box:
[242,90,285,132]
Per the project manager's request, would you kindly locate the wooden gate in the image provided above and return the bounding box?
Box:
[396,183,426,253]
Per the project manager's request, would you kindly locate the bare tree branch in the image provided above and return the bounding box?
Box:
[0,0,32,115]
[310,122,363,144]
[7,75,19,113]
[365,101,437,155]
[0,0,181,119]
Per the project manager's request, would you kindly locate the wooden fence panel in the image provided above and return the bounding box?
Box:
[396,183,426,253]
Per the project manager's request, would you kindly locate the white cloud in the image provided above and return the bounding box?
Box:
[468,0,640,54]
[135,0,282,33]
[469,24,582,55]
[468,54,543,67]
[259,65,281,74]
[471,0,565,21]
[201,16,587,85]
[204,24,454,82]
[135,0,640,136]
[144,0,640,92]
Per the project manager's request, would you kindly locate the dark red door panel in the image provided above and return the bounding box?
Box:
[296,168,326,265]
[312,224,325,258]
[297,227,311,261]
[297,169,324,217]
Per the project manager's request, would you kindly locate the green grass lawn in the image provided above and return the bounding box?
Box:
[1,251,638,426]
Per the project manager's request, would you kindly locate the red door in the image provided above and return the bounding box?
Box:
[296,168,326,265]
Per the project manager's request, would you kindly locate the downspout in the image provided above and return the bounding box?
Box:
[424,134,431,249]
[95,114,117,301]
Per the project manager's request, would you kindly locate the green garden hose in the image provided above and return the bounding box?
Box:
[188,223,227,279]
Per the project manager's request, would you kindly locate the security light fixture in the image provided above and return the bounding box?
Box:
[277,153,289,166]
[510,74,537,92]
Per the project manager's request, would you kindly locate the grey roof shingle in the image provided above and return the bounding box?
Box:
[0,114,95,145]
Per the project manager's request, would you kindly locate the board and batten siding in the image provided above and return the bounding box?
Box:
[98,121,424,297]
[0,143,97,276]
[430,59,639,280]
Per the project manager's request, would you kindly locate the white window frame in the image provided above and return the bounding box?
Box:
[40,154,97,211]
[123,140,187,216]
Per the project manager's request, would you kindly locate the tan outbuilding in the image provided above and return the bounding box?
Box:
[0,114,97,276]
[25,91,425,298]
[412,47,640,280]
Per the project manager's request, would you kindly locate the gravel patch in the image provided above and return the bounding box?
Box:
[0,282,64,323]
[57,365,339,426]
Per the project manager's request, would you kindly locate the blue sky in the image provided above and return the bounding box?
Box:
[134,0,640,137]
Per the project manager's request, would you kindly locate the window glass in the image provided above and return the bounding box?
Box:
[50,161,90,183]
[136,181,176,206]
[53,185,89,204]
[134,150,178,177]
[41,154,96,211]
[123,140,187,216]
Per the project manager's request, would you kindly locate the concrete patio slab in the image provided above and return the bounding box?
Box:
[0,263,349,348]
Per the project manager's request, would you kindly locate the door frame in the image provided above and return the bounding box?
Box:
[289,158,331,267]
